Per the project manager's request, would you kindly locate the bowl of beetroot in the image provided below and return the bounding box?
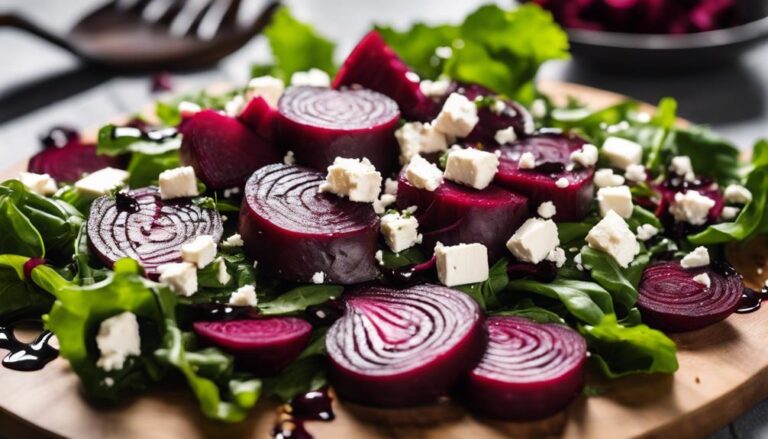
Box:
[530,0,768,73]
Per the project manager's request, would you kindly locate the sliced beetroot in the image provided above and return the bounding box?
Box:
[638,261,743,332]
[87,187,223,279]
[493,133,595,221]
[239,164,380,284]
[332,30,438,121]
[28,138,125,184]
[326,284,484,407]
[277,86,400,175]
[396,173,528,260]
[456,84,534,147]
[193,318,312,376]
[654,179,724,237]
[465,316,586,420]
[238,96,280,144]
[180,109,281,189]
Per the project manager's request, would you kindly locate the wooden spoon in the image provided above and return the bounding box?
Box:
[0,0,280,70]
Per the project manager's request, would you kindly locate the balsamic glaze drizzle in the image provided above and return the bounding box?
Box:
[272,387,335,439]
[737,287,768,314]
[0,326,58,371]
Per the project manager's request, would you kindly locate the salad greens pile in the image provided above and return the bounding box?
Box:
[0,3,765,423]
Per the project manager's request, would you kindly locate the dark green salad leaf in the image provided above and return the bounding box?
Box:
[0,255,54,324]
[374,23,459,79]
[259,285,343,316]
[506,278,613,326]
[579,248,643,316]
[456,258,509,310]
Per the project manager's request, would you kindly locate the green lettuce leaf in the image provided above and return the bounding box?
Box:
[579,247,643,315]
[0,255,54,323]
[375,23,459,79]
[506,278,613,325]
[259,285,343,316]
[456,258,509,310]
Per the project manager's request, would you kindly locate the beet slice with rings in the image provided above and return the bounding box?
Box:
[638,261,743,332]
[87,187,223,279]
[326,284,485,407]
[465,317,586,420]
[396,173,529,261]
[493,133,595,221]
[332,30,439,121]
[28,132,125,184]
[239,163,380,285]
[238,96,280,144]
[277,86,400,175]
[193,318,312,376]
[456,83,534,147]
[180,109,281,189]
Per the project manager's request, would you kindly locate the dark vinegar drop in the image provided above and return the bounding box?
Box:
[0,326,58,371]
[272,387,335,439]
[737,287,768,314]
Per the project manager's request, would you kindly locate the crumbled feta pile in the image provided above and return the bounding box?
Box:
[546,247,566,268]
[537,201,557,219]
[518,152,536,170]
[585,210,640,268]
[669,190,715,225]
[380,211,421,253]
[570,144,598,168]
[158,262,198,296]
[319,157,382,203]
[723,184,752,205]
[681,246,710,269]
[435,242,489,287]
[229,285,258,307]
[594,168,625,188]
[18,172,57,196]
[433,93,479,138]
[222,233,244,248]
[692,273,711,288]
[419,79,451,98]
[246,75,285,107]
[215,257,231,285]
[75,167,129,197]
[669,156,695,181]
[311,271,325,284]
[159,166,199,200]
[597,185,634,219]
[395,122,448,164]
[555,177,569,189]
[181,235,217,269]
[372,193,397,215]
[96,311,141,371]
[494,127,517,145]
[384,178,398,195]
[405,155,444,191]
[636,224,659,241]
[624,164,647,183]
[721,206,740,221]
[506,218,560,264]
[601,137,643,170]
[283,150,296,165]
[290,68,331,87]
[443,147,499,190]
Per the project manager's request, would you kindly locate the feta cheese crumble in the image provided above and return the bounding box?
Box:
[372,193,397,214]
[518,152,536,170]
[636,224,659,241]
[570,144,598,168]
[158,262,198,297]
[375,250,384,266]
[405,155,444,191]
[585,210,640,268]
[433,93,479,138]
[624,164,647,183]
[506,218,560,264]
[601,137,643,170]
[681,246,710,269]
[443,147,499,190]
[555,177,569,189]
[178,101,202,118]
[384,178,399,195]
[229,285,258,307]
[530,99,547,118]
[222,233,244,248]
[159,166,199,200]
[380,212,421,253]
[669,190,716,225]
[395,122,448,165]
[181,235,217,269]
[546,247,566,268]
[435,243,489,287]
[283,150,296,165]
[311,271,325,284]
[319,157,382,203]
[96,311,141,372]
[290,68,331,87]
[723,184,752,205]
[74,167,129,197]
[18,172,57,196]
[692,273,711,288]
[594,168,625,188]
[494,127,517,145]
[597,185,634,219]
[215,257,231,285]
[246,75,285,107]
[537,201,557,219]
[419,79,451,98]
[669,156,695,181]
[721,206,740,220]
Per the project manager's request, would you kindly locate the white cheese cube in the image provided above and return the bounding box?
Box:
[601,137,643,170]
[546,247,566,268]
[506,218,560,264]
[222,233,244,248]
[181,235,217,269]
[443,148,499,190]
[724,184,752,205]
[419,79,451,98]
[669,156,695,181]
[246,75,285,107]
[518,152,536,170]
[594,168,625,188]
[215,257,231,285]
[570,144,598,168]
[721,206,740,221]
[494,127,517,145]
[75,167,129,197]
[692,273,711,288]
[395,122,449,164]
[624,164,647,183]
[158,262,198,297]
[405,155,444,191]
[381,212,420,253]
[435,243,489,287]
[229,285,258,306]
[373,193,397,214]
[290,68,331,87]
[555,177,569,189]
[177,101,202,118]
[433,93,479,138]
[586,210,640,268]
[384,178,399,195]
[669,190,715,225]
[96,311,141,371]
[537,201,557,219]
[681,246,710,269]
[18,172,57,196]
[311,271,325,284]
[636,224,659,241]
[597,185,634,219]
[319,157,382,203]
[159,166,199,200]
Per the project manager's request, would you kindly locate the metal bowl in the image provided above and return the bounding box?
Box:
[563,0,768,74]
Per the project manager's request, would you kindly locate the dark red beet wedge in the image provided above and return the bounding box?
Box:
[332,30,438,121]
[180,109,281,189]
[277,86,400,174]
[193,318,312,376]
[396,173,528,260]
[465,317,586,421]
[493,133,595,221]
[638,261,743,332]
[28,138,124,184]
[654,179,724,236]
[457,84,534,147]
[239,96,280,144]
[239,164,380,284]
[326,284,485,407]
[87,188,223,279]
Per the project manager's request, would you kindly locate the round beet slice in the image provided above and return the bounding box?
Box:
[332,30,438,122]
[638,261,743,332]
[239,163,380,284]
[396,173,528,261]
[493,133,595,221]
[277,86,400,175]
[180,109,281,189]
[465,317,586,421]
[87,187,223,279]
[326,284,485,407]
[28,139,125,184]
[193,318,312,376]
[457,84,534,147]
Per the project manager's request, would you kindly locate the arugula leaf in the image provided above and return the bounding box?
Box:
[380,246,427,269]
[259,285,343,316]
[0,255,54,323]
[491,298,566,324]
[506,278,613,325]
[0,196,44,258]
[126,151,181,188]
[579,314,679,378]
[672,126,740,185]
[456,258,508,310]
[579,248,642,315]
[264,328,328,402]
[375,24,459,79]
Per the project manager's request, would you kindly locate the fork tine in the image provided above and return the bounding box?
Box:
[142,0,179,23]
[168,0,213,37]
[196,0,239,40]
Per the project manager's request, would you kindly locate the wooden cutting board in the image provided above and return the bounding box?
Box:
[1,81,766,439]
